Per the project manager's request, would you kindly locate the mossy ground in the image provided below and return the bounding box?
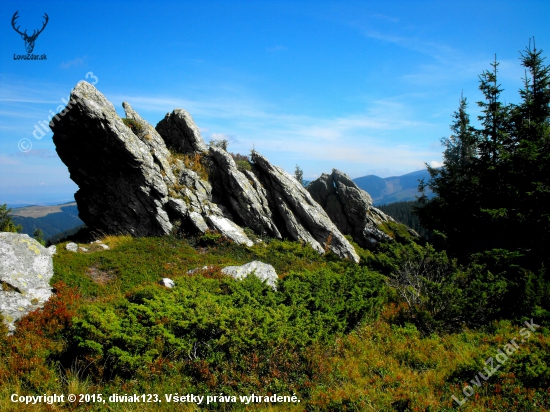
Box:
[1,228,548,411]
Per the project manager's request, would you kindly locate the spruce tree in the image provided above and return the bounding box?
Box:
[0,204,22,233]
[509,39,550,260]
[416,95,479,252]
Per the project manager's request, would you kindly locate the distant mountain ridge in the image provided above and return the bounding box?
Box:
[11,204,84,241]
[353,169,434,205]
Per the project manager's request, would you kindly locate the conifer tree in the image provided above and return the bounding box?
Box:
[0,204,22,233]
[508,39,550,259]
[416,95,478,252]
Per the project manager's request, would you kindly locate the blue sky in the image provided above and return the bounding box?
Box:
[1,0,549,205]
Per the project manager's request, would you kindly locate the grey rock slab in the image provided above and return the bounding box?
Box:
[122,102,176,187]
[221,261,278,290]
[156,108,208,154]
[251,152,359,262]
[206,215,253,247]
[51,82,173,236]
[209,147,281,238]
[0,233,54,333]
[308,169,394,249]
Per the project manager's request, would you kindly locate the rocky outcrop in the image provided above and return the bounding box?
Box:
[156,108,208,154]
[308,169,393,248]
[221,261,278,290]
[51,81,173,237]
[122,102,176,187]
[209,147,281,238]
[51,82,402,262]
[0,233,55,333]
[251,153,360,262]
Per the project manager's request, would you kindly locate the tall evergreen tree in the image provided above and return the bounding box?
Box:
[508,39,550,260]
[416,95,479,252]
[417,41,550,265]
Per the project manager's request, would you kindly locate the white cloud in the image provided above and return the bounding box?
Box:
[430,160,444,168]
[109,89,441,178]
[60,56,89,69]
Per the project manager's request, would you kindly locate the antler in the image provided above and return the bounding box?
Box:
[31,13,49,38]
[11,11,26,36]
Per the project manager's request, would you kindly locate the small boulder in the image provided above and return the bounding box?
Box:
[0,233,55,333]
[159,278,175,288]
[66,242,78,252]
[221,261,278,290]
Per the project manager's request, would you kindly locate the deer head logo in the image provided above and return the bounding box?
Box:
[11,11,49,53]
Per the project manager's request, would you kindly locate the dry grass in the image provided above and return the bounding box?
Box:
[85,264,116,285]
[170,152,209,181]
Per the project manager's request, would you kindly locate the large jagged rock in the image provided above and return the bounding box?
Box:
[156,108,209,154]
[51,81,173,236]
[251,152,360,263]
[308,169,393,248]
[209,147,281,238]
[0,233,55,334]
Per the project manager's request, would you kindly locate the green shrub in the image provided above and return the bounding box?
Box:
[121,118,143,135]
[236,159,251,172]
[68,265,385,392]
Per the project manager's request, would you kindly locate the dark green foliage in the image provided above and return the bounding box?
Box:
[417,42,550,261]
[33,228,45,246]
[47,224,86,245]
[231,152,252,172]
[377,200,431,238]
[386,244,507,335]
[68,265,385,391]
[0,203,22,233]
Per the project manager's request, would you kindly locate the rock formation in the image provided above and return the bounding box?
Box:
[0,233,55,333]
[51,81,399,262]
[251,153,360,261]
[51,82,173,237]
[308,169,394,248]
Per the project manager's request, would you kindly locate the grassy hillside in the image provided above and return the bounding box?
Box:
[1,225,548,411]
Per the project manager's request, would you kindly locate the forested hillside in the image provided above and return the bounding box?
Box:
[353,169,433,205]
[11,205,83,241]
[377,200,430,238]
